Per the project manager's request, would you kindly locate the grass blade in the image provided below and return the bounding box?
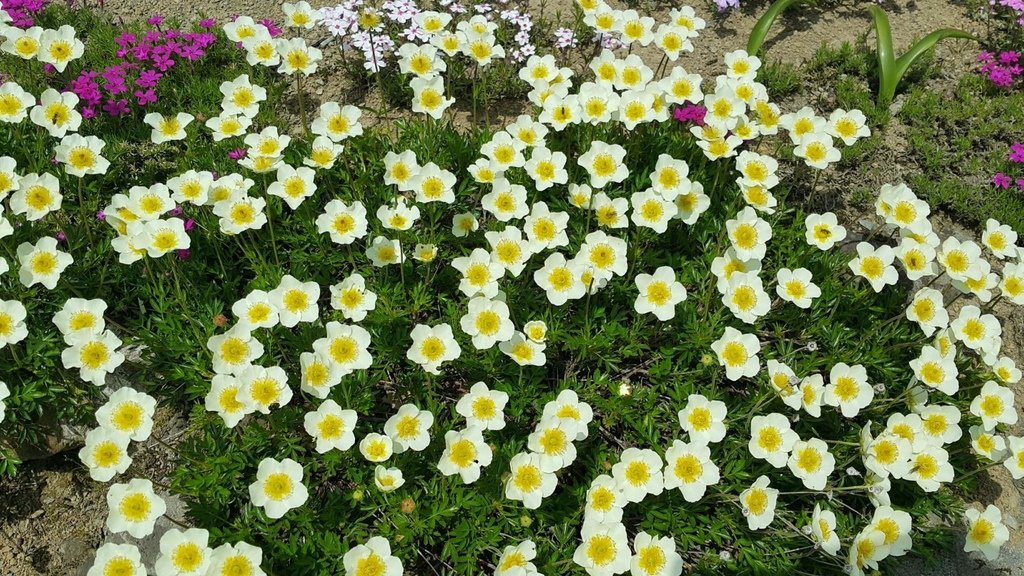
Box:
[868,5,896,105]
[892,28,976,89]
[747,0,811,56]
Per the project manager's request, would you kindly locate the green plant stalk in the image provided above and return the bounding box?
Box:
[747,0,810,56]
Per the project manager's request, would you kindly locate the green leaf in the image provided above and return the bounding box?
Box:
[747,0,811,56]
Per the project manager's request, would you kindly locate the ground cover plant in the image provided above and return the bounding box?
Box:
[1,1,1023,575]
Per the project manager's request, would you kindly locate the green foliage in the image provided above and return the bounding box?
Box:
[746,0,812,56]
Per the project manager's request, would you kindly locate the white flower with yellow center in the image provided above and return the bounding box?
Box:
[106,478,166,537]
[522,146,568,190]
[384,403,434,453]
[671,182,710,226]
[29,88,81,137]
[468,157,502,186]
[38,25,84,72]
[452,247,504,298]
[710,326,761,381]
[642,155,691,202]
[779,106,826,144]
[884,186,931,235]
[584,474,625,524]
[268,164,317,210]
[579,140,629,189]
[500,331,547,367]
[78,427,131,482]
[206,111,253,141]
[486,226,534,277]
[726,207,771,261]
[304,401,357,454]
[482,180,529,222]
[662,439,719,503]
[591,192,628,230]
[577,81,619,125]
[848,242,898,293]
[275,37,322,75]
[774,267,820,309]
[904,287,948,337]
[794,132,841,169]
[937,236,983,281]
[1,25,43,59]
[205,374,251,428]
[658,66,704,106]
[451,212,480,238]
[505,451,556,509]
[963,505,1010,560]
[969,424,1006,461]
[207,542,266,576]
[970,380,1017,429]
[398,42,445,78]
[376,197,420,231]
[573,521,630,576]
[617,89,655,130]
[527,416,580,472]
[329,274,377,322]
[410,162,457,204]
[494,540,538,576]
[810,504,841,555]
[824,362,873,418]
[0,155,20,200]
[629,189,677,233]
[244,125,291,159]
[17,235,72,289]
[953,260,999,303]
[414,10,452,36]
[921,403,964,447]
[270,275,320,328]
[95,386,155,442]
[909,345,958,395]
[219,74,267,118]
[981,218,1018,259]
[407,323,461,374]
[703,90,744,131]
[632,265,687,321]
[740,475,778,530]
[438,426,493,483]
[578,230,628,282]
[305,136,344,170]
[803,212,846,250]
[343,536,403,576]
[231,290,279,331]
[541,389,594,441]
[283,1,321,28]
[826,108,870,145]
[366,236,404,267]
[481,131,527,171]
[894,237,938,281]
[951,305,1002,355]
[766,359,799,404]
[522,201,569,253]
[734,152,778,193]
[62,329,124,386]
[518,54,557,86]
[86,542,144,576]
[0,81,32,124]
[214,192,267,235]
[298,351,342,399]
[373,465,405,492]
[206,172,252,205]
[383,149,419,190]
[135,218,190,258]
[999,262,1024,305]
[675,394,726,446]
[654,22,693,61]
[249,457,308,519]
[796,374,825,417]
[52,297,105,343]
[144,112,193,144]
[460,296,514,350]
[993,356,1021,384]
[1003,436,1024,479]
[505,114,549,148]
[168,170,214,205]
[461,34,505,66]
[723,48,760,80]
[748,413,798,468]
[612,447,663,503]
[238,365,292,414]
[155,528,211,576]
[905,445,954,492]
[521,321,547,344]
[456,382,509,430]
[53,133,109,178]
[722,271,770,323]
[864,432,913,479]
[848,528,889,575]
[359,433,393,463]
[123,183,173,222]
[884,412,924,450]
[207,326,264,376]
[787,438,835,490]
[316,199,367,245]
[538,92,582,131]
[410,75,454,119]
[630,531,683,576]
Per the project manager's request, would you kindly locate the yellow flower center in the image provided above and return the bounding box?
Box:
[512,464,541,492]
[263,472,293,500]
[420,336,446,362]
[721,341,747,367]
[448,438,476,467]
[585,535,616,566]
[636,545,666,575]
[673,454,703,483]
[119,492,151,522]
[171,542,204,572]
[92,441,122,468]
[623,460,650,486]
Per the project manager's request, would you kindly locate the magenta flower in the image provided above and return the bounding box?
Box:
[183,219,196,232]
[199,18,217,29]
[228,149,247,160]
[96,210,107,221]
[992,173,1012,189]
[175,249,191,260]
[147,15,165,27]
[134,89,157,106]
[1009,143,1024,164]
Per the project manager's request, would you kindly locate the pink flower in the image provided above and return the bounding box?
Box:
[992,172,1012,189]
[1009,143,1024,164]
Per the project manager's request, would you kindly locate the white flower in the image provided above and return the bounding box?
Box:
[452,212,479,237]
[726,207,771,261]
[359,433,393,462]
[499,331,547,367]
[207,542,265,576]
[573,521,630,576]
[633,266,686,320]
[95,387,156,442]
[38,25,84,72]
[17,236,72,289]
[824,363,873,417]
[592,193,629,229]
[678,394,727,445]
[905,287,948,337]
[299,352,342,399]
[951,305,1002,354]
[909,346,959,395]
[710,327,761,381]
[248,457,308,519]
[313,322,373,375]
[244,126,291,158]
[969,425,1006,461]
[964,505,1010,560]
[534,253,585,305]
[723,271,771,324]
[919,404,963,446]
[283,1,322,29]
[848,528,889,575]
[796,374,826,417]
[317,199,368,245]
[524,202,570,253]
[579,231,628,281]
[213,192,267,235]
[384,404,434,453]
[981,218,1018,259]
[145,112,193,143]
[810,504,841,555]
[794,133,841,169]
[304,399,357,453]
[775,268,820,309]
[528,417,580,472]
[864,433,913,479]
[205,112,251,141]
[495,540,538,576]
[232,290,279,331]
[613,447,664,503]
[168,170,214,205]
[329,274,377,321]
[905,445,954,492]
[407,323,461,374]
[630,531,683,576]
[524,321,547,343]
[739,475,778,530]
[453,248,505,298]
[374,465,405,492]
[787,438,835,490]
[584,475,625,524]
[630,189,677,232]
[343,536,403,576]
[1003,436,1024,479]
[51,297,105,343]
[486,226,534,277]
[270,275,320,328]
[780,107,826,143]
[30,88,81,137]
[525,146,568,191]
[970,381,1018,429]
[748,413,798,468]
[505,452,557,509]
[55,133,110,177]
[238,365,292,414]
[411,162,457,204]
[937,236,984,281]
[87,543,145,576]
[0,82,35,124]
[579,140,629,188]
[868,505,914,558]
[849,243,898,292]
[438,426,493,483]
[62,329,125,386]
[993,356,1022,385]
[136,218,190,258]
[207,326,264,376]
[205,374,250,428]
[276,37,322,74]
[482,180,529,222]
[10,172,61,220]
[456,382,509,430]
[411,75,454,118]
[78,427,131,482]
[106,478,166,537]
[366,236,404,267]
[827,108,870,145]
[155,528,211,576]
[268,164,317,210]
[662,439,719,503]
[541,389,594,441]
[460,297,514,350]
[804,212,846,250]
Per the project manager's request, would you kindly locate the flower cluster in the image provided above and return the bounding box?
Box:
[67,21,217,119]
[0,0,49,29]
[992,142,1024,190]
[978,50,1022,87]
[992,0,1024,26]
[0,21,84,72]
